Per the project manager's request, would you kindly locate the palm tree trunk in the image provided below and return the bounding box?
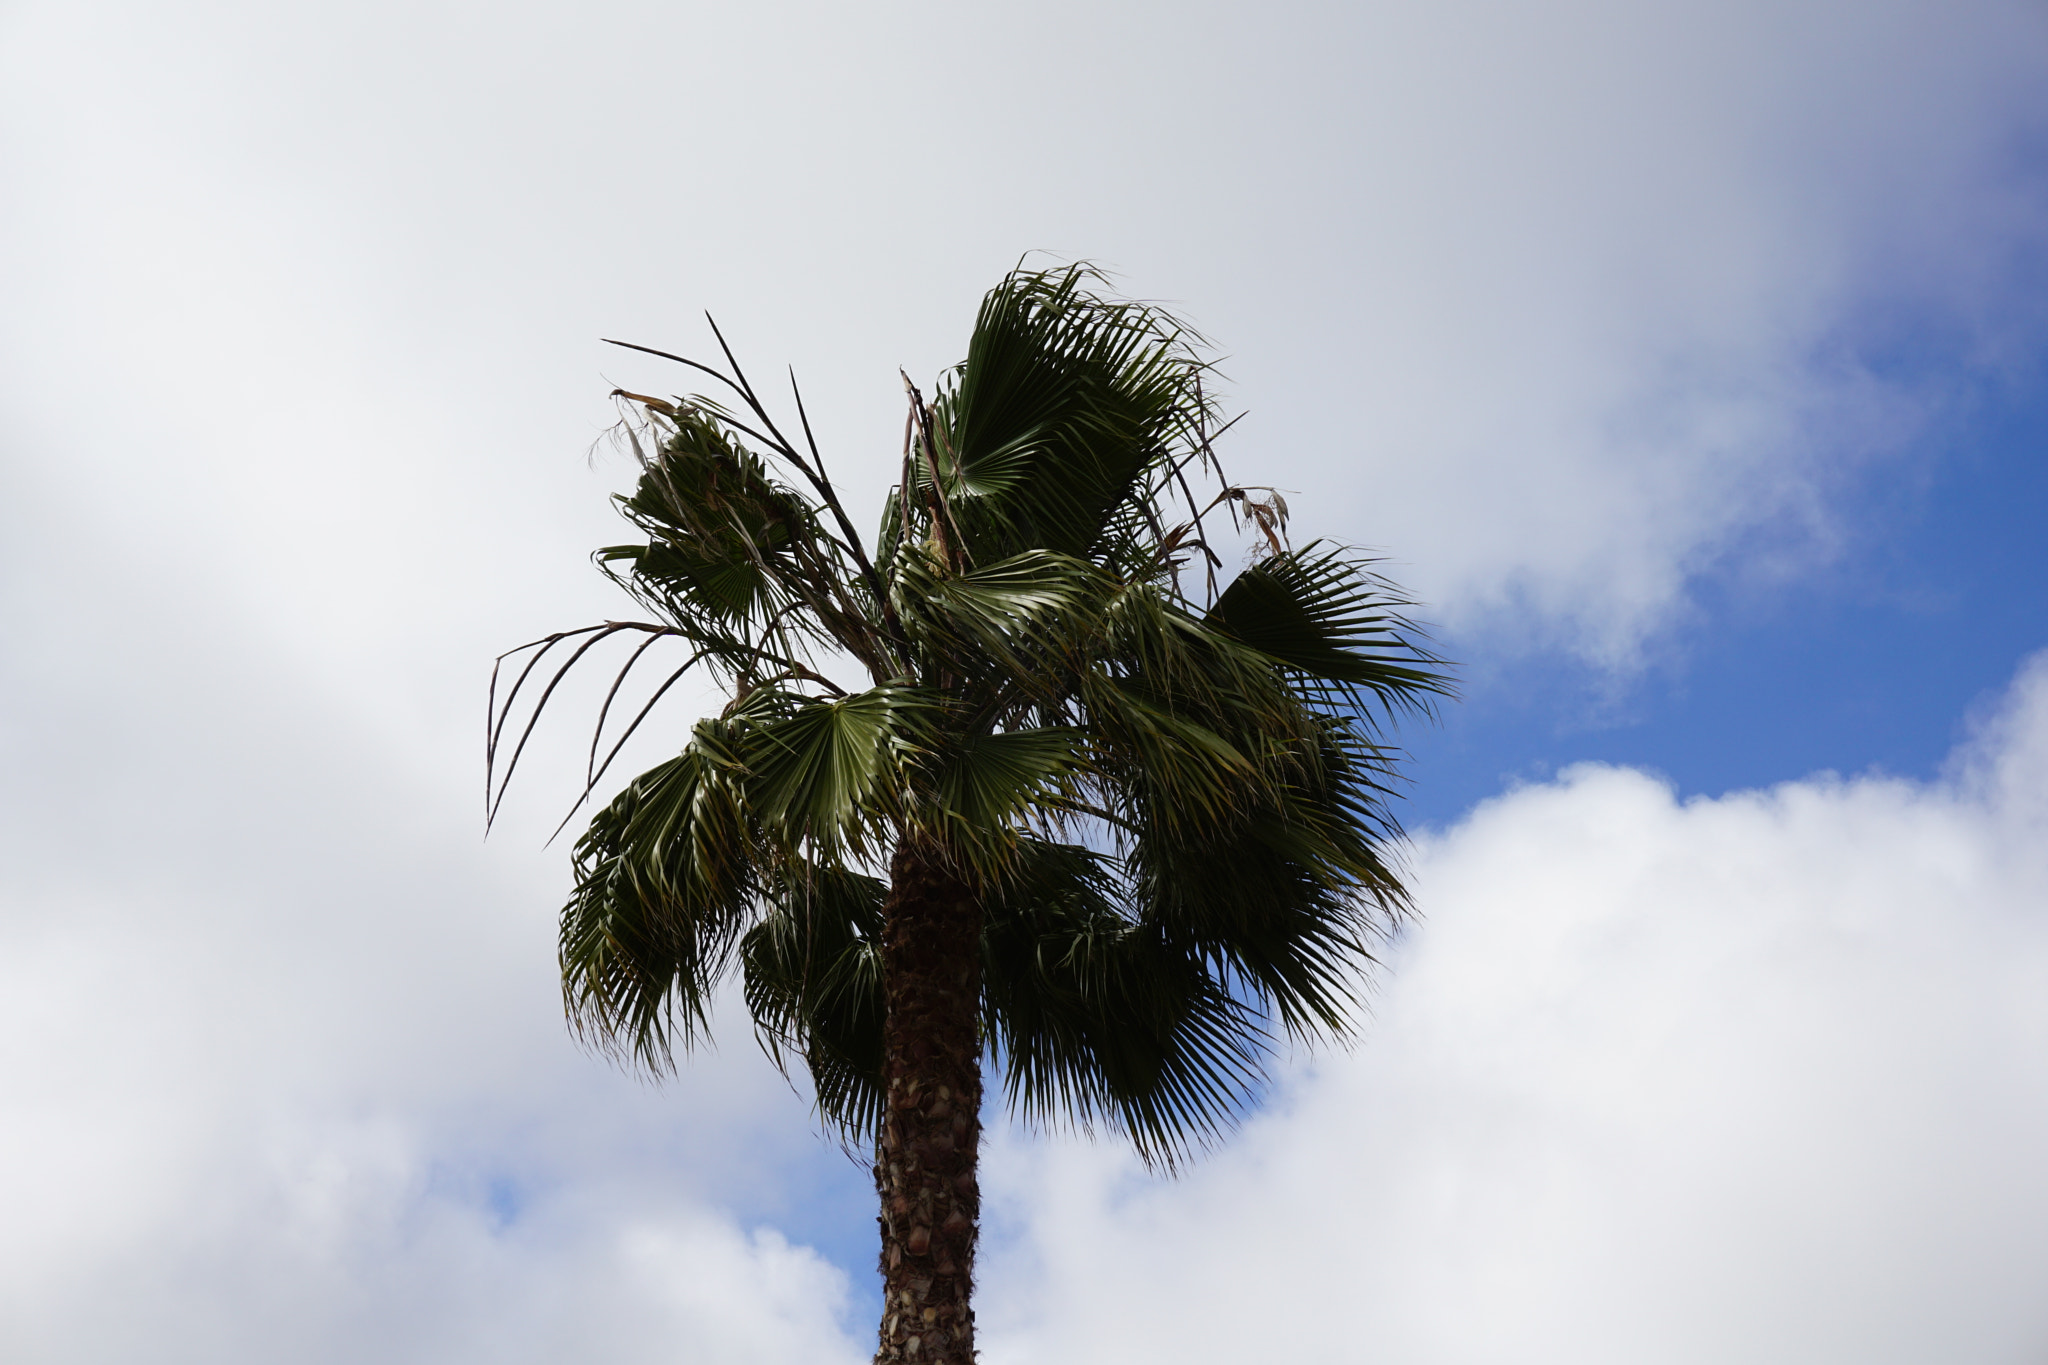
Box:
[874,841,982,1364]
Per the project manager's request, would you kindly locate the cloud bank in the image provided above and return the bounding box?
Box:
[981,654,2048,1363]
[7,612,2045,1360]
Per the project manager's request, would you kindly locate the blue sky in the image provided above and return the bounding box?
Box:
[1409,355,2048,825]
[4,2,2048,1361]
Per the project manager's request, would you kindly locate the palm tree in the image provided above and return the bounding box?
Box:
[488,264,1450,1365]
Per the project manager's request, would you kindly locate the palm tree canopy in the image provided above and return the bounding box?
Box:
[490,265,1452,1166]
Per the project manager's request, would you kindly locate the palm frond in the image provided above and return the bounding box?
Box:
[890,547,1113,704]
[560,720,757,1071]
[929,266,1218,574]
[741,863,888,1140]
[606,401,884,678]
[1119,710,1407,1044]
[1206,542,1453,723]
[734,684,942,858]
[505,263,1457,1175]
[920,726,1087,871]
[981,838,1271,1169]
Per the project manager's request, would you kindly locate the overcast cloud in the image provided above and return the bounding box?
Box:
[7,0,2045,666]
[3,0,2046,1359]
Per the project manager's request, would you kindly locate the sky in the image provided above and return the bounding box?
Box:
[2,0,2046,1360]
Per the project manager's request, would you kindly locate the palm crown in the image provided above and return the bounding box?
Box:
[490,264,1450,1362]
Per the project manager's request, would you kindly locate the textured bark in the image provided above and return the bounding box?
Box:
[873,843,982,1364]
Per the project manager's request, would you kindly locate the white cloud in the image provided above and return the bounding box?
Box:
[3,0,2043,670]
[1236,0,2048,661]
[3,2,2047,1359]
[978,654,2048,1363]
[0,898,873,1362]
[10,587,2045,1364]
[22,542,2039,1365]
[0,504,872,1362]
[0,780,874,1363]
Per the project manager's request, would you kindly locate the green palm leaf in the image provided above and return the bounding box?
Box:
[1207,542,1450,720]
[736,685,938,856]
[980,837,1270,1168]
[494,262,1455,1365]
[559,720,755,1068]
[741,864,888,1139]
[932,267,1214,570]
